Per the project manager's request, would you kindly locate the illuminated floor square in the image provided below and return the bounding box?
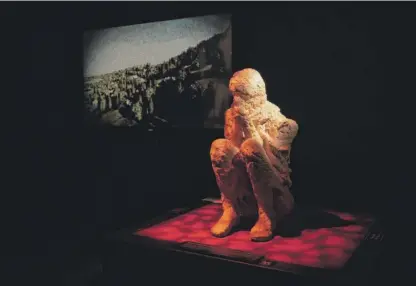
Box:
[136,204,374,269]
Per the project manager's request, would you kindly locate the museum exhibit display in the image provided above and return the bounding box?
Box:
[87,9,387,286]
[209,68,298,242]
[103,68,384,285]
[27,0,416,284]
[83,14,232,129]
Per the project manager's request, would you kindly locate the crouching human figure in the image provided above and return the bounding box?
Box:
[210,68,299,242]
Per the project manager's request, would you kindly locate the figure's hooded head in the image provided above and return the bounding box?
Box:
[229,68,267,102]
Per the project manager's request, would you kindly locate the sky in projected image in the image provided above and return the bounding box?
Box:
[84,15,231,77]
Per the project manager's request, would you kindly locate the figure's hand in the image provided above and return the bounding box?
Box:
[235,114,264,144]
[233,104,250,118]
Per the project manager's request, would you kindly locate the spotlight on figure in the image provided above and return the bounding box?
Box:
[210,68,299,242]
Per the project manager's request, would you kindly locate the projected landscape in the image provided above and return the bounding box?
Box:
[83,14,232,128]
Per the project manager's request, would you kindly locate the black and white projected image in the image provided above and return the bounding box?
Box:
[83,14,232,129]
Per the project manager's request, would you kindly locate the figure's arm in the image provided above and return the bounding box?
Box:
[224,109,234,140]
[259,119,298,151]
[224,109,241,142]
[257,119,298,175]
[224,109,246,148]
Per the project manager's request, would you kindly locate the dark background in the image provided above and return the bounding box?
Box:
[7,1,415,284]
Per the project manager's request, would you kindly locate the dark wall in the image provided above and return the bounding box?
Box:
[238,4,402,210]
[24,2,415,244]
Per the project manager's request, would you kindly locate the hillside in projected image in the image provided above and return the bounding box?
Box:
[83,14,232,129]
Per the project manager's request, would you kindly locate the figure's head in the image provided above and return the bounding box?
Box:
[229,68,266,102]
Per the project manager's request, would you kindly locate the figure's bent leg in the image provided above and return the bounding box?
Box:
[210,139,254,237]
[241,138,294,242]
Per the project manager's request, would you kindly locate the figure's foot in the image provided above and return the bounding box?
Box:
[211,208,239,238]
[250,209,275,242]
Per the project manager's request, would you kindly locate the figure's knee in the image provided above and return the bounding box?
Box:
[240,138,264,159]
[210,139,237,166]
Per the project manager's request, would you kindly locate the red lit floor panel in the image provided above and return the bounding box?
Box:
[135,204,374,270]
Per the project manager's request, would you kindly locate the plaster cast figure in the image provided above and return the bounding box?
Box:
[210,68,298,242]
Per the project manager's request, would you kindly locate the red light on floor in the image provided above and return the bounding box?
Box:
[136,204,373,269]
